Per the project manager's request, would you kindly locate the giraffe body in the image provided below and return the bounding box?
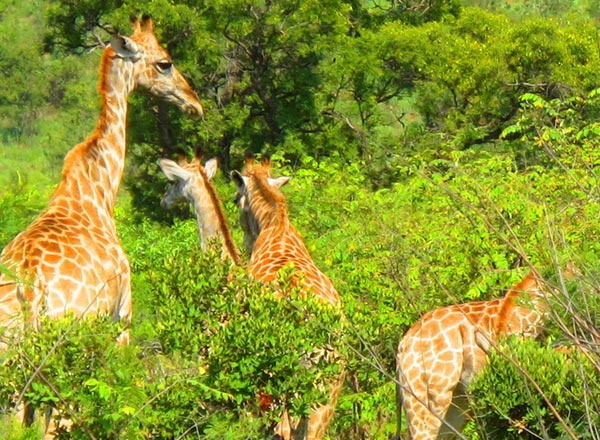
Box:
[0,16,201,341]
[0,17,202,434]
[232,157,343,440]
[396,271,545,439]
[158,153,242,264]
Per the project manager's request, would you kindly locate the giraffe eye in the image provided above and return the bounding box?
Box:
[155,60,173,74]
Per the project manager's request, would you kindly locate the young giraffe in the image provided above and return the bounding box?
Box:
[395,270,546,439]
[232,156,344,440]
[158,151,242,265]
[0,15,202,429]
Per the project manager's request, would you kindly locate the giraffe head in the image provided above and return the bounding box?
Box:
[110,14,203,116]
[158,151,242,263]
[231,156,291,254]
[158,152,218,208]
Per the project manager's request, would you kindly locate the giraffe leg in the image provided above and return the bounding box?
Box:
[42,406,73,440]
[305,371,345,440]
[20,402,34,426]
[403,393,446,440]
[43,407,57,440]
[305,403,334,440]
[439,383,470,438]
[402,376,459,440]
[275,409,293,440]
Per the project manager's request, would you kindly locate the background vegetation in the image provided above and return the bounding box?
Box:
[1,0,600,438]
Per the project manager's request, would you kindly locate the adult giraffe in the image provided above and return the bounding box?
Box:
[232,156,344,440]
[395,270,547,439]
[0,15,202,427]
[158,151,242,264]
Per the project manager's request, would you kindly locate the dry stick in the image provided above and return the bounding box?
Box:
[545,238,600,440]
[542,229,600,374]
[483,398,546,440]
[578,358,600,440]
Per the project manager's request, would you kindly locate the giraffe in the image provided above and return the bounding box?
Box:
[395,270,547,439]
[158,150,242,265]
[0,14,202,429]
[231,156,344,440]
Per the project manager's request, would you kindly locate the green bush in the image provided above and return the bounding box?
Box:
[0,183,47,248]
[470,337,600,439]
[0,315,148,439]
[121,216,347,435]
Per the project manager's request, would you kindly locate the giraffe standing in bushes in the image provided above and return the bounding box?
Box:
[158,151,242,265]
[232,156,344,440]
[0,14,202,430]
[395,270,546,439]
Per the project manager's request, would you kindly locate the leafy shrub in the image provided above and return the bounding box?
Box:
[470,337,600,439]
[122,216,346,435]
[0,315,148,439]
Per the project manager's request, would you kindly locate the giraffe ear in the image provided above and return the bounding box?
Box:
[204,158,219,180]
[110,34,140,59]
[268,176,291,189]
[158,158,192,182]
[231,170,246,189]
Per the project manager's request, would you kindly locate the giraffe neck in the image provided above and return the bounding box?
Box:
[495,273,545,336]
[247,178,288,236]
[188,177,220,247]
[49,47,134,222]
[190,169,242,265]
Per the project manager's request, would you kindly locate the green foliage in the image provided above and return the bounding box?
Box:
[0,316,148,439]
[0,1,49,141]
[470,338,600,439]
[0,183,46,248]
[0,419,42,440]
[119,217,347,435]
[502,89,600,172]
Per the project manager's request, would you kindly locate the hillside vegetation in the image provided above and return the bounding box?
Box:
[1,0,600,438]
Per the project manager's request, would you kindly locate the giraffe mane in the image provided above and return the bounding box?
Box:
[505,270,540,300]
[196,159,243,265]
[62,47,115,178]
